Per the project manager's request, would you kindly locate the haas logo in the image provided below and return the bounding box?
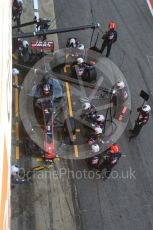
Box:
[31,40,54,51]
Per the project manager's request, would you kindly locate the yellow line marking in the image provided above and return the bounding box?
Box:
[15,122,19,141]
[66,82,73,117]
[15,75,19,117]
[76,129,80,132]
[64,64,70,73]
[16,146,19,160]
[12,53,18,61]
[74,145,78,158]
[55,157,60,161]
[15,122,19,160]
[64,65,67,73]
[65,82,79,158]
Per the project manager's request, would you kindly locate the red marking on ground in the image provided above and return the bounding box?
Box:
[149,0,153,8]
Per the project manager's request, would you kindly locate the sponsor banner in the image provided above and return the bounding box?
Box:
[31,40,54,52]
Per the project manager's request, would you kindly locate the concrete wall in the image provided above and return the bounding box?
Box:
[0,0,12,229]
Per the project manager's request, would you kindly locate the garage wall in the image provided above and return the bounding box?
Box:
[0,0,12,229]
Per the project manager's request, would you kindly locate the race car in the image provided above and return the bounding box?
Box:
[36,100,55,162]
[21,74,65,162]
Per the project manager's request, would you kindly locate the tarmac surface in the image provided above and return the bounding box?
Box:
[12,1,77,230]
[11,0,153,230]
[54,0,153,230]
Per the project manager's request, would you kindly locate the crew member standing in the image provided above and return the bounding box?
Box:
[12,0,23,30]
[101,21,117,57]
[129,105,151,138]
[111,81,128,117]
[112,81,128,106]
[80,102,97,119]
[66,37,79,48]
[36,18,50,40]
[74,58,86,78]
[98,143,122,178]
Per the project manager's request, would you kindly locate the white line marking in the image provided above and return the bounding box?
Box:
[34,12,39,21]
[33,0,39,31]
[146,55,153,71]
[33,0,39,10]
[146,0,153,16]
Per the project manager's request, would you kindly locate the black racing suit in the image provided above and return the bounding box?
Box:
[66,38,79,48]
[98,152,122,177]
[36,19,50,40]
[111,86,128,118]
[111,86,128,106]
[101,29,117,57]
[131,108,149,136]
[12,0,23,28]
[81,104,97,119]
[18,43,29,64]
[91,116,105,130]
[75,63,86,77]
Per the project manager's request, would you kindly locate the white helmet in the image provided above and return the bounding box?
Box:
[43,84,50,95]
[70,38,76,47]
[116,81,125,89]
[77,57,84,64]
[91,144,100,153]
[22,40,29,48]
[82,102,91,110]
[96,115,105,122]
[12,68,19,76]
[94,127,103,135]
[47,125,51,132]
[78,44,85,50]
[142,105,151,113]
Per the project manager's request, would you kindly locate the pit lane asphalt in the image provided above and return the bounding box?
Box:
[11,1,78,230]
[54,0,153,229]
